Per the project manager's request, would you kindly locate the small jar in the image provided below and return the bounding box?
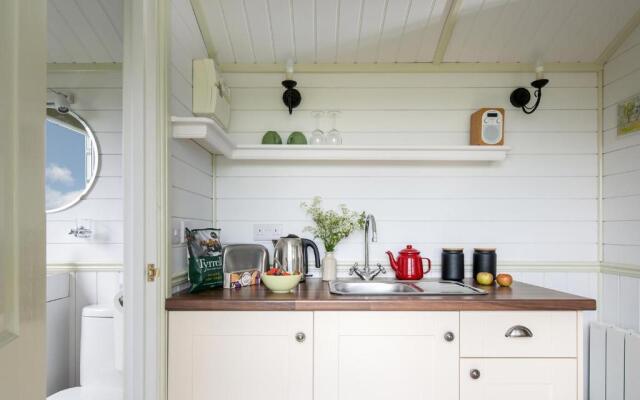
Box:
[441,248,464,281]
[472,248,497,278]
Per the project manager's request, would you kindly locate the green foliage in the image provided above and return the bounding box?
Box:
[301,197,366,252]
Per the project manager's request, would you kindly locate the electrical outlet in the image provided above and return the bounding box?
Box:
[253,224,283,241]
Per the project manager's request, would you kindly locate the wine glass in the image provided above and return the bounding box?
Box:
[309,111,325,145]
[325,111,342,145]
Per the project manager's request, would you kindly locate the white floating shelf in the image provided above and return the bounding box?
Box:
[172,116,510,162]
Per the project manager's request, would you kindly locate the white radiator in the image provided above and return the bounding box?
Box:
[590,322,640,400]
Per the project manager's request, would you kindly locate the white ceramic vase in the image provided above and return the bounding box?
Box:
[322,252,337,281]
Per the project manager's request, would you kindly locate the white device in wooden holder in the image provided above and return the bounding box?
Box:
[470,108,504,145]
[192,58,231,129]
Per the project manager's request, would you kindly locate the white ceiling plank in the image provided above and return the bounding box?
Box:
[97,0,123,39]
[441,0,477,62]
[219,0,255,63]
[189,0,218,59]
[479,0,530,62]
[611,9,640,59]
[356,0,388,63]
[597,3,640,64]
[498,0,555,63]
[588,1,624,61]
[315,0,339,63]
[376,0,412,63]
[267,0,295,63]
[199,0,236,63]
[173,0,208,56]
[52,0,112,62]
[526,0,579,63]
[47,1,94,63]
[47,30,72,63]
[565,0,612,63]
[291,0,316,63]
[336,0,363,64]
[396,0,436,62]
[172,0,208,59]
[243,0,276,63]
[459,0,510,62]
[78,0,123,61]
[416,0,449,62]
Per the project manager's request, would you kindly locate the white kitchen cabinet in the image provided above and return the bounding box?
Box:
[168,310,585,400]
[168,311,313,400]
[460,358,577,400]
[314,312,459,400]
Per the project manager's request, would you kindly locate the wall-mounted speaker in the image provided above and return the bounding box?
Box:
[470,108,504,146]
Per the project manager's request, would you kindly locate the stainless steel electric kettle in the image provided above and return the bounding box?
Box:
[272,234,320,281]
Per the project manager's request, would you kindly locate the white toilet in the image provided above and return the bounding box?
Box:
[48,302,123,400]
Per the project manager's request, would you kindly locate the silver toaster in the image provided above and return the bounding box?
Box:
[221,244,269,274]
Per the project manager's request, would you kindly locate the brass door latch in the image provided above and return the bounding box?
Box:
[147,264,159,282]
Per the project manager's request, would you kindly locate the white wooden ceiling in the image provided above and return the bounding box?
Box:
[47,0,123,63]
[197,0,640,65]
[445,0,640,63]
[201,0,450,64]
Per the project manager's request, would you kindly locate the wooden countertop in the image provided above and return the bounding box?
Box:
[165,278,596,311]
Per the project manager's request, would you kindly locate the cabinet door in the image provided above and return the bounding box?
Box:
[168,311,313,400]
[460,358,577,400]
[314,311,459,400]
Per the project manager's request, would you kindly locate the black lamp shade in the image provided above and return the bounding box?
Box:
[510,87,531,108]
[282,80,301,114]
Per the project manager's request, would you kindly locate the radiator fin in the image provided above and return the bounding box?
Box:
[590,322,608,400]
[625,333,640,400]
[606,327,626,400]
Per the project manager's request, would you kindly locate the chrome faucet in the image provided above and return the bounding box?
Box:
[349,214,386,280]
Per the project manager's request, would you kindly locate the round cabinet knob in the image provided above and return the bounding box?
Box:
[295,332,306,343]
[470,369,481,380]
[444,331,455,342]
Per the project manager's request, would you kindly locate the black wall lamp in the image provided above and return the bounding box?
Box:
[282,59,301,114]
[510,64,549,114]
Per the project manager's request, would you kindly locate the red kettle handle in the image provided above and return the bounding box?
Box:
[422,257,432,274]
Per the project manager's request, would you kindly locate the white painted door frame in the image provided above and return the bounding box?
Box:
[122,0,170,399]
[0,0,47,398]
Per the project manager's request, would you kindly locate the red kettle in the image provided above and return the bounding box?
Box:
[386,245,431,280]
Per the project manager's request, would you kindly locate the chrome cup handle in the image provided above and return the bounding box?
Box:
[505,325,533,338]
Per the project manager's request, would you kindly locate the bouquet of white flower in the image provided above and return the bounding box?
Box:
[301,196,365,252]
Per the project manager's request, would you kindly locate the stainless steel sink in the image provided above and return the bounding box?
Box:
[329,280,487,296]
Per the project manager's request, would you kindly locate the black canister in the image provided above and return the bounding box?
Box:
[441,248,465,281]
[472,248,497,278]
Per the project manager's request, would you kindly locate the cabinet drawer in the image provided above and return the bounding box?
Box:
[460,311,576,358]
[460,358,577,400]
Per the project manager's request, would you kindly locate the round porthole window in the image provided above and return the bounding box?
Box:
[45,108,99,213]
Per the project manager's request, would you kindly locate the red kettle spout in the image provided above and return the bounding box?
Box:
[385,251,398,271]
